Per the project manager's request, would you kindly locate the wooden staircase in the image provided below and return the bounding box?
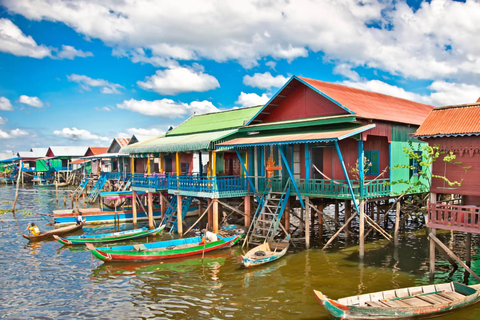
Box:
[86,172,108,203]
[72,175,89,199]
[160,196,194,233]
[243,178,291,247]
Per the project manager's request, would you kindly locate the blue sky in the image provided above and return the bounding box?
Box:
[0,0,479,154]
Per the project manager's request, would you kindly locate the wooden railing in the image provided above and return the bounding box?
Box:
[168,175,248,193]
[131,173,168,190]
[428,203,480,233]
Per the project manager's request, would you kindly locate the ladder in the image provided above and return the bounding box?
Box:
[243,178,291,247]
[86,172,108,203]
[73,175,89,199]
[161,196,194,233]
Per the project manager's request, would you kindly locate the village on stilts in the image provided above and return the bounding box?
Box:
[3,75,480,319]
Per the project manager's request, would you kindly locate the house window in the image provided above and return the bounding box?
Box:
[180,162,189,174]
[365,150,379,175]
[410,151,422,177]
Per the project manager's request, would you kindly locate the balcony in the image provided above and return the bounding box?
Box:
[427,203,480,234]
[168,174,250,198]
[130,173,169,191]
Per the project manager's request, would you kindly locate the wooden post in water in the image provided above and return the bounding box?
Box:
[466,232,472,267]
[429,228,436,278]
[334,200,339,230]
[305,197,310,249]
[244,195,251,227]
[359,199,365,259]
[132,190,137,227]
[207,199,213,229]
[82,193,86,208]
[317,204,324,240]
[147,192,153,229]
[160,193,166,220]
[213,198,219,233]
[12,160,23,212]
[284,196,290,232]
[63,196,67,207]
[177,194,183,235]
[394,200,401,246]
[344,200,351,241]
[55,181,59,208]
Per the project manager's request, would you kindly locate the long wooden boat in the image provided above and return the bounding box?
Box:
[86,232,242,262]
[313,282,480,319]
[242,235,290,268]
[23,222,85,241]
[53,224,165,245]
[33,183,56,188]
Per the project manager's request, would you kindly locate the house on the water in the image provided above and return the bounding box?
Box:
[414,101,480,279]
[122,76,434,257]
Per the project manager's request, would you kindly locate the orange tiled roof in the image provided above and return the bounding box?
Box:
[415,103,480,137]
[89,147,108,155]
[299,76,434,126]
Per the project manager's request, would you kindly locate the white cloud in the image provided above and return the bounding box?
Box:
[0,128,28,139]
[10,129,28,137]
[0,97,13,111]
[56,45,93,59]
[53,127,109,141]
[117,99,219,118]
[243,72,288,90]
[67,74,124,94]
[428,81,480,107]
[235,92,270,108]
[118,127,165,139]
[0,18,51,58]
[19,95,44,108]
[137,65,220,95]
[0,117,6,124]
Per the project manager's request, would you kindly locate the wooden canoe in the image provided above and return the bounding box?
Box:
[23,222,85,241]
[313,282,480,319]
[242,235,290,268]
[86,231,242,262]
[53,224,165,245]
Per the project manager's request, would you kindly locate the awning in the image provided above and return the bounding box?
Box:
[81,152,126,159]
[217,124,375,149]
[70,159,90,165]
[120,129,238,155]
[0,157,19,163]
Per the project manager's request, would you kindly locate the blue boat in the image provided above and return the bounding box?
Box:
[241,235,290,268]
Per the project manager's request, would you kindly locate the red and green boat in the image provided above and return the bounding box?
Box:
[314,282,480,319]
[53,224,165,245]
[86,231,242,262]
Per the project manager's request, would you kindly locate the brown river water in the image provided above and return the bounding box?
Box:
[1,185,480,319]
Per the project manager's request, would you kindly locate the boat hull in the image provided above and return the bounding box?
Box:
[23,222,84,241]
[242,236,290,268]
[87,234,242,262]
[313,282,480,319]
[54,224,165,245]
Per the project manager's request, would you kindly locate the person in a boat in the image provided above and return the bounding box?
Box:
[26,222,41,236]
[75,211,85,225]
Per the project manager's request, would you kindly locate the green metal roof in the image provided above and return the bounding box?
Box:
[240,114,357,132]
[166,106,262,136]
[121,129,238,154]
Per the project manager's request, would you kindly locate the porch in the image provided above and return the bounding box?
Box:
[168,174,250,198]
[427,203,480,234]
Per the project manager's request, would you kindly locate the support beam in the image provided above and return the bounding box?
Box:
[394,201,401,246]
[429,232,480,282]
[147,158,151,175]
[244,196,251,227]
[160,193,166,220]
[213,199,219,233]
[177,194,183,235]
[176,153,181,176]
[208,199,213,228]
[131,157,135,175]
[279,147,304,208]
[284,196,290,232]
[212,151,217,177]
[323,212,358,250]
[147,192,153,229]
[305,197,310,249]
[359,199,365,259]
[132,190,137,227]
[234,148,259,202]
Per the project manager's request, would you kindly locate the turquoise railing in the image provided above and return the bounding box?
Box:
[168,174,248,193]
[130,173,168,190]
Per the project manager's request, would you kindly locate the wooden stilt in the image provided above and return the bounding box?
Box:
[284,196,290,232]
[132,190,137,227]
[82,193,86,208]
[466,232,472,267]
[147,192,154,229]
[177,194,183,235]
[359,199,365,259]
[207,199,213,228]
[160,193,166,220]
[244,195,251,227]
[334,200,339,230]
[429,228,436,279]
[394,200,401,246]
[318,204,324,240]
[305,197,310,249]
[12,160,22,212]
[213,198,219,233]
[344,200,351,241]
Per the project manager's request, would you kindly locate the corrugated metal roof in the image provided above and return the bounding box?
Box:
[167,106,262,136]
[48,146,89,157]
[30,148,48,157]
[218,124,375,148]
[249,76,433,126]
[415,103,480,137]
[88,147,108,155]
[115,138,130,147]
[299,77,434,125]
[121,129,238,154]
